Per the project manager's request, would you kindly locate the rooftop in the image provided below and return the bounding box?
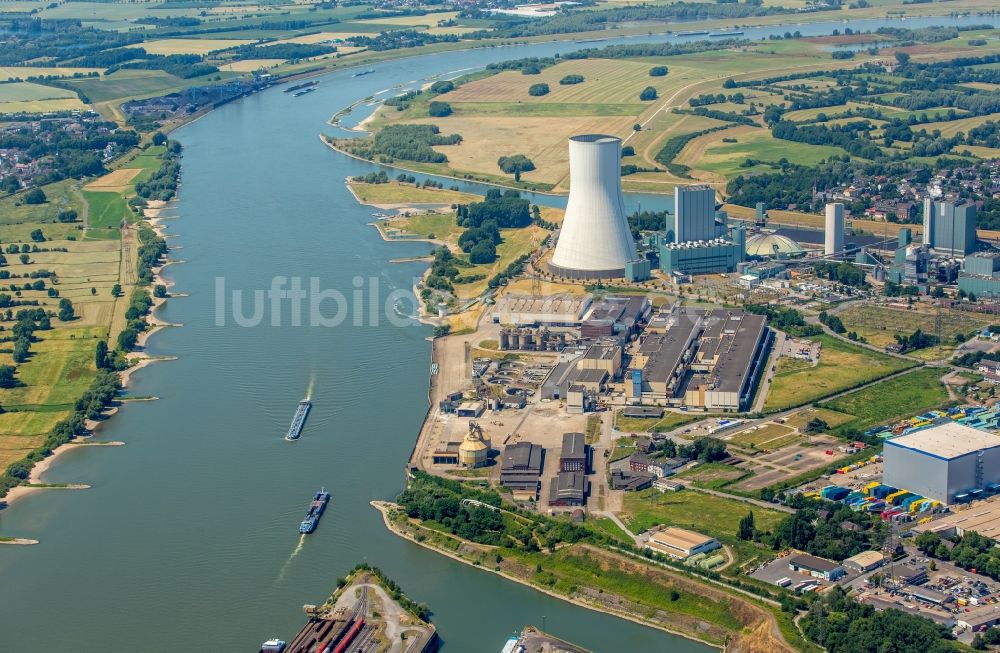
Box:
[561,432,586,458]
[789,553,842,573]
[886,422,1000,460]
[650,527,717,551]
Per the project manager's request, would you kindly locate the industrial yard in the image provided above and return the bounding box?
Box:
[261,568,438,653]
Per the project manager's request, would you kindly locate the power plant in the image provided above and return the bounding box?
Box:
[824,202,844,256]
[549,134,639,279]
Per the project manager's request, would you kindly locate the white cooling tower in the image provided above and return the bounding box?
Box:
[550,134,638,279]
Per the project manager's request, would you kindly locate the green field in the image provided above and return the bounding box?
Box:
[82,190,129,237]
[763,335,915,412]
[820,367,951,436]
[696,128,847,179]
[621,488,785,543]
[613,410,702,434]
[66,70,186,103]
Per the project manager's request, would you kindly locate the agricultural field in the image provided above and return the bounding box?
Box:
[918,111,1000,138]
[141,39,254,56]
[0,81,86,113]
[0,66,102,81]
[820,367,952,436]
[763,335,915,412]
[65,70,187,104]
[691,127,846,182]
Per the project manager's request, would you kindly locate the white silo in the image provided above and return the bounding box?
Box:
[824,202,844,256]
[550,134,637,279]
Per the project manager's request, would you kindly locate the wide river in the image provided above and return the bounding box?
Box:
[2,14,999,651]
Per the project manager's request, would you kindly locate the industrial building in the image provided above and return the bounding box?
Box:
[492,293,592,326]
[645,527,720,559]
[787,553,846,581]
[657,235,744,276]
[580,295,651,340]
[559,432,588,472]
[843,550,885,574]
[883,423,1000,505]
[549,135,640,279]
[924,198,978,256]
[548,471,587,506]
[500,442,545,500]
[825,202,845,256]
[958,252,1000,298]
[744,233,806,259]
[673,185,724,243]
[627,307,772,411]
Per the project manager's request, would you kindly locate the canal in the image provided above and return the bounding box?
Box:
[1,14,998,651]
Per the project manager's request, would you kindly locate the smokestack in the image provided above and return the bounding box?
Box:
[550,135,637,279]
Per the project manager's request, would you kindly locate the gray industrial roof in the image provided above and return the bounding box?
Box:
[561,432,586,458]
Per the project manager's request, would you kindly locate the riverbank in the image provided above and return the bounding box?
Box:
[371,500,726,651]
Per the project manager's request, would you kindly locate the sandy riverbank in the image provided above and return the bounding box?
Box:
[371,500,722,651]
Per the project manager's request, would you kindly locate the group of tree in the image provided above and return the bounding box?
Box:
[135,144,182,202]
[428,101,452,117]
[559,74,584,85]
[453,190,531,264]
[744,304,822,338]
[528,83,549,97]
[351,124,462,164]
[497,154,535,181]
[893,328,939,353]
[812,261,868,287]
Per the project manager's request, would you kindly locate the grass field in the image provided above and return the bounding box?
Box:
[380,212,460,241]
[621,488,786,542]
[0,179,82,227]
[613,410,701,434]
[219,59,285,72]
[729,423,799,451]
[763,335,915,412]
[693,127,847,180]
[838,304,992,349]
[348,181,479,205]
[820,367,951,436]
[66,70,185,104]
[82,190,129,237]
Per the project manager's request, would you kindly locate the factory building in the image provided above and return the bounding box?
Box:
[959,252,1000,298]
[577,343,622,378]
[548,471,587,506]
[658,235,744,276]
[580,295,651,340]
[931,199,978,256]
[559,432,588,473]
[787,553,846,581]
[824,203,845,256]
[673,185,723,243]
[492,293,592,326]
[627,307,771,411]
[500,442,545,500]
[883,423,1000,505]
[549,135,639,279]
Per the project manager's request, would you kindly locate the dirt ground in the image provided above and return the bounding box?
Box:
[733,434,849,491]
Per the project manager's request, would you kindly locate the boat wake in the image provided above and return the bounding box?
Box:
[305,371,316,401]
[276,534,307,583]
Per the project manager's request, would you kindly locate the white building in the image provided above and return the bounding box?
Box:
[883,423,1000,504]
[824,202,844,256]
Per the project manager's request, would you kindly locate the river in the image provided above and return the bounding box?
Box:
[1,14,998,652]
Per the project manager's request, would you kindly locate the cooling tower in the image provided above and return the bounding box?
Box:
[549,134,638,279]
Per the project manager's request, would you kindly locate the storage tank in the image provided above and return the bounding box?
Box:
[510,331,521,350]
[500,328,510,350]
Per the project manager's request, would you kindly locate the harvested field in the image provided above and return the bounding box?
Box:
[919,111,1000,138]
[219,59,285,72]
[141,38,254,56]
[0,66,102,81]
[84,168,141,192]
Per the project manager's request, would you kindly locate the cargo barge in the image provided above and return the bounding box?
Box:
[676,30,709,36]
[285,399,312,441]
[284,80,319,94]
[353,69,375,77]
[709,30,744,36]
[299,487,330,533]
[292,87,315,98]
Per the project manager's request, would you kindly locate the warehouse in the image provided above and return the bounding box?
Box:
[883,423,1000,505]
[548,471,587,506]
[912,498,1000,541]
[843,550,884,574]
[645,527,720,559]
[500,442,545,500]
[559,432,588,472]
[787,553,846,581]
